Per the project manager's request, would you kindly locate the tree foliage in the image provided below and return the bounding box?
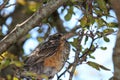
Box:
[0,0,118,80]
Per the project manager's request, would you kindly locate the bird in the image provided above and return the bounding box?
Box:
[23,33,70,79]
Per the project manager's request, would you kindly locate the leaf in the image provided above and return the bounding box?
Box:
[88,15,95,25]
[87,61,100,70]
[65,13,72,21]
[40,74,49,80]
[26,33,31,38]
[94,8,102,16]
[99,65,110,71]
[107,22,118,27]
[87,61,110,71]
[13,77,19,80]
[11,61,24,67]
[96,18,106,28]
[89,54,95,59]
[84,36,88,45]
[103,36,110,42]
[100,47,107,50]
[64,6,74,21]
[80,15,88,27]
[70,38,78,48]
[28,1,41,12]
[103,29,114,35]
[96,0,108,14]
[0,59,11,69]
[17,0,26,5]
[37,37,43,42]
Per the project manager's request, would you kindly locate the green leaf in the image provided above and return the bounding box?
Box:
[80,15,88,27]
[26,33,31,38]
[87,61,110,71]
[11,61,24,67]
[0,59,10,69]
[64,6,74,21]
[100,47,107,50]
[13,77,19,80]
[89,54,95,59]
[103,29,114,35]
[87,61,100,70]
[88,15,95,25]
[94,8,102,16]
[99,65,110,71]
[96,18,106,27]
[70,38,78,48]
[84,36,88,45]
[107,22,118,27]
[103,36,110,42]
[96,0,108,14]
[65,13,72,21]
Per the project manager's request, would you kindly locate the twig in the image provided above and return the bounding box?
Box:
[0,0,9,10]
[69,30,84,80]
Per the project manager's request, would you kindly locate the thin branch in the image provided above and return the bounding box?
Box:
[69,30,84,80]
[0,0,68,54]
[0,0,9,10]
[5,3,16,8]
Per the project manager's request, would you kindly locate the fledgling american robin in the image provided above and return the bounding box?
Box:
[24,33,70,79]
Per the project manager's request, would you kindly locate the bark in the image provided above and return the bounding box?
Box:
[0,0,68,54]
[110,0,120,79]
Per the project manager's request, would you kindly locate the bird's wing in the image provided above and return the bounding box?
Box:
[24,40,60,66]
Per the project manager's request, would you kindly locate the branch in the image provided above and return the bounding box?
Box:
[0,0,68,54]
[0,0,9,10]
[69,31,84,80]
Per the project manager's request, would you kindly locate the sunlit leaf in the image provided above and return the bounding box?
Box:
[0,59,10,69]
[1,51,17,60]
[17,0,26,5]
[7,75,12,80]
[40,74,49,80]
[22,71,37,77]
[11,61,24,67]
[13,77,19,80]
[28,1,40,12]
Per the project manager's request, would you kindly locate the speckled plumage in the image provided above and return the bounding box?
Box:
[24,33,70,79]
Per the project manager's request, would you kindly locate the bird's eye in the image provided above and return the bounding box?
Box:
[57,33,62,37]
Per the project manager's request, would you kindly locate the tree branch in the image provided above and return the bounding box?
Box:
[0,0,68,54]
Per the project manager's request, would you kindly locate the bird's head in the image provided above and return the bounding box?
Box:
[48,33,63,41]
